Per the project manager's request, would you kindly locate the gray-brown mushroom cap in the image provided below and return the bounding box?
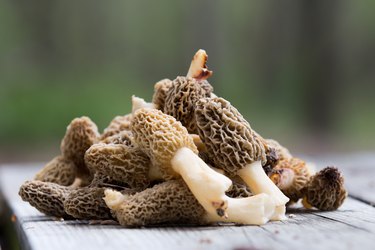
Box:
[163,76,213,134]
[195,97,266,175]
[19,180,71,218]
[34,156,76,186]
[101,114,133,140]
[152,79,173,110]
[60,116,100,179]
[131,108,198,180]
[304,166,347,211]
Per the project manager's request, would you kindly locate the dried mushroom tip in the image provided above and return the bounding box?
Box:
[152,79,173,110]
[101,114,132,140]
[104,179,275,226]
[131,95,155,114]
[34,156,76,186]
[85,142,151,189]
[163,76,213,134]
[64,187,112,220]
[303,166,347,211]
[60,116,100,179]
[194,97,289,218]
[269,158,312,203]
[186,49,213,80]
[19,180,71,218]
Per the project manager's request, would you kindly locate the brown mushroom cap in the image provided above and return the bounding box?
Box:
[225,182,253,198]
[100,130,133,145]
[265,139,292,161]
[34,156,76,186]
[64,187,113,220]
[85,142,151,189]
[163,76,213,134]
[60,116,100,180]
[109,179,207,227]
[270,158,311,203]
[131,108,198,180]
[19,180,71,218]
[101,114,132,140]
[195,97,266,175]
[304,166,347,211]
[152,79,173,110]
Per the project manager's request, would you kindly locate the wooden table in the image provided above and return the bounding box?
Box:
[1,153,375,250]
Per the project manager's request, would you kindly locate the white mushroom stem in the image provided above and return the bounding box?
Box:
[171,148,277,224]
[171,147,231,217]
[186,49,213,80]
[132,96,155,114]
[206,193,276,225]
[237,161,289,219]
[103,189,128,210]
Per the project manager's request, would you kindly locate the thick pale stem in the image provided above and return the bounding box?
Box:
[131,96,155,114]
[171,148,231,217]
[186,49,213,80]
[238,161,289,220]
[103,189,128,210]
[206,193,276,225]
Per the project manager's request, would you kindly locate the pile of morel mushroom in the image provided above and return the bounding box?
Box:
[19,49,347,227]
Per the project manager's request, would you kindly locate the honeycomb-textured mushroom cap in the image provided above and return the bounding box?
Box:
[269,158,311,203]
[225,182,253,198]
[85,142,151,189]
[101,114,132,140]
[60,116,100,178]
[34,156,76,186]
[64,187,112,220]
[152,79,173,110]
[265,139,292,161]
[304,166,347,211]
[108,179,207,227]
[19,181,71,218]
[163,76,213,134]
[195,97,266,175]
[131,108,198,180]
[100,130,133,146]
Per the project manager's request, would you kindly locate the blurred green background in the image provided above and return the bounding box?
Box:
[0,0,374,163]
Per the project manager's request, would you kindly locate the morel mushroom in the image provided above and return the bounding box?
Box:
[152,79,173,110]
[129,108,277,224]
[195,97,289,219]
[101,114,132,140]
[268,158,312,203]
[19,181,71,218]
[302,166,347,211]
[34,117,100,187]
[104,178,274,227]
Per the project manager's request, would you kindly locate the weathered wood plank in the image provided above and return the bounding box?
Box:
[1,157,375,250]
[301,153,375,205]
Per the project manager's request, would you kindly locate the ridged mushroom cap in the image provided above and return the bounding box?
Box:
[34,156,76,186]
[225,182,253,198]
[60,116,100,179]
[19,180,71,218]
[270,158,311,203]
[85,142,151,189]
[110,179,207,227]
[64,187,112,220]
[265,139,292,161]
[100,130,133,145]
[152,79,173,110]
[195,97,266,175]
[101,114,132,140]
[304,166,347,211]
[163,76,213,134]
[131,108,198,180]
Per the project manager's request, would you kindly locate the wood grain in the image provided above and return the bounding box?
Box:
[1,154,375,250]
